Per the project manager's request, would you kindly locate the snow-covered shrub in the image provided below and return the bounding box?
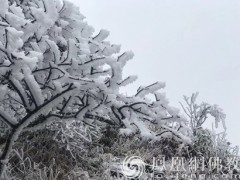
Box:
[186,128,215,158]
[180,93,238,158]
[5,149,61,180]
[6,119,102,179]
[180,93,239,178]
[212,131,239,159]
[0,0,192,177]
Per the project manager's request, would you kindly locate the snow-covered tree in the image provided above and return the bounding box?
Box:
[0,0,191,177]
[179,93,239,175]
[180,92,226,136]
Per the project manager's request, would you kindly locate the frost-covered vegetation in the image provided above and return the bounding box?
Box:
[0,0,239,179]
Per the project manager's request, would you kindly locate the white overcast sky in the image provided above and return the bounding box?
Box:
[70,0,240,148]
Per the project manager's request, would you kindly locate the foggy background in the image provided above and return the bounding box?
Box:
[70,0,240,149]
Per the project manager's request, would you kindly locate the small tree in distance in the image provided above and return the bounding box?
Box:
[180,93,239,161]
[180,92,226,136]
[0,0,192,178]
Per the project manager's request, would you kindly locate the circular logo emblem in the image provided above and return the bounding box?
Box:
[121,156,145,178]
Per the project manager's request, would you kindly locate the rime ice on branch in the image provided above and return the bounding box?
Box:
[0,0,191,176]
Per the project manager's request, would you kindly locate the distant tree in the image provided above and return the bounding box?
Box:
[0,0,191,177]
[180,92,226,136]
[180,93,239,174]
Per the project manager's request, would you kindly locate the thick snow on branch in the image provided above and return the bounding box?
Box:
[0,85,7,101]
[210,105,226,130]
[118,51,134,67]
[118,75,138,87]
[136,82,166,97]
[22,67,44,107]
[5,27,24,52]
[93,29,110,42]
[0,106,18,126]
